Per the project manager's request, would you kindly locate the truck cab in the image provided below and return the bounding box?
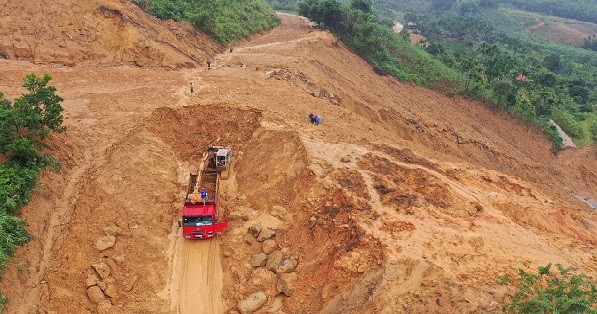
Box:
[181,202,227,239]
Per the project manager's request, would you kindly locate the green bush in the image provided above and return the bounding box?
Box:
[134,0,281,44]
[499,264,597,313]
[0,292,6,312]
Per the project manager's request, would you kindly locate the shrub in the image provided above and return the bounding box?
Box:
[134,0,281,44]
[499,264,597,313]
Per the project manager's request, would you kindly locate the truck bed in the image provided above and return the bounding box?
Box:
[186,171,218,203]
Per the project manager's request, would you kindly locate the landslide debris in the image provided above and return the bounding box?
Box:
[0,0,220,67]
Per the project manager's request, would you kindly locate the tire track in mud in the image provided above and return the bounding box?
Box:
[18,147,93,313]
[171,238,224,314]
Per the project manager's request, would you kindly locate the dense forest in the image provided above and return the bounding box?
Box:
[499,0,597,24]
[132,0,280,43]
[269,0,597,147]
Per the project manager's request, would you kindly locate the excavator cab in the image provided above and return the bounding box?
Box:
[215,148,231,169]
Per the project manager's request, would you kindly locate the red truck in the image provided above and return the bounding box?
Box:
[179,147,231,239]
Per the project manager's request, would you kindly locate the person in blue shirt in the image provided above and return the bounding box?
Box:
[201,188,208,204]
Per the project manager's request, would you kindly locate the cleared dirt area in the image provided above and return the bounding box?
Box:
[0,9,596,314]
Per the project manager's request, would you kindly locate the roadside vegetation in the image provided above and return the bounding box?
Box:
[132,0,281,44]
[267,0,298,12]
[499,264,597,313]
[0,74,65,309]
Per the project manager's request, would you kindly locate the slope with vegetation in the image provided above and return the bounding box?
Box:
[133,0,281,44]
[298,0,466,93]
[0,74,65,308]
[373,0,597,147]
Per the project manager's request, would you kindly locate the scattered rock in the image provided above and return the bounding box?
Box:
[257,228,275,242]
[86,286,106,304]
[97,300,113,314]
[112,255,125,264]
[237,291,268,314]
[266,250,297,273]
[223,250,233,258]
[104,283,118,298]
[251,253,268,267]
[96,235,116,251]
[277,258,298,273]
[244,233,256,244]
[92,263,111,280]
[340,157,351,163]
[103,226,122,236]
[270,205,290,221]
[122,274,138,292]
[107,258,119,274]
[85,273,99,288]
[262,239,278,254]
[265,70,276,78]
[248,224,262,238]
[266,251,284,272]
[277,273,297,297]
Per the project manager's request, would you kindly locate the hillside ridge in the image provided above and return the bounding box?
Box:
[0,0,220,68]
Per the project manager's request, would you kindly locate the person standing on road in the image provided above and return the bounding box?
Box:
[189,82,194,93]
[207,60,211,70]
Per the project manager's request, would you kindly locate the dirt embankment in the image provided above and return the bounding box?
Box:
[0,0,221,68]
[0,12,596,314]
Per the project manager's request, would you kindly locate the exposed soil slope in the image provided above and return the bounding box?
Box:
[0,0,220,67]
[0,12,596,314]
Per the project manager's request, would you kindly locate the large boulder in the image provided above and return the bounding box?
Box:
[237,291,268,314]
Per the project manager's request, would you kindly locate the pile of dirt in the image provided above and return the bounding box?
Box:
[0,11,596,314]
[0,0,221,68]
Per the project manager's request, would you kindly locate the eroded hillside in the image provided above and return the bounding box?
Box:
[0,12,595,314]
[0,0,220,67]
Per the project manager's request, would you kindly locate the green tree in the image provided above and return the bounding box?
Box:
[499,264,597,313]
[351,0,372,13]
[316,0,344,30]
[544,53,562,73]
[431,0,456,11]
[0,74,65,165]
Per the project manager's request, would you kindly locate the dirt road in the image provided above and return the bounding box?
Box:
[164,237,224,314]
